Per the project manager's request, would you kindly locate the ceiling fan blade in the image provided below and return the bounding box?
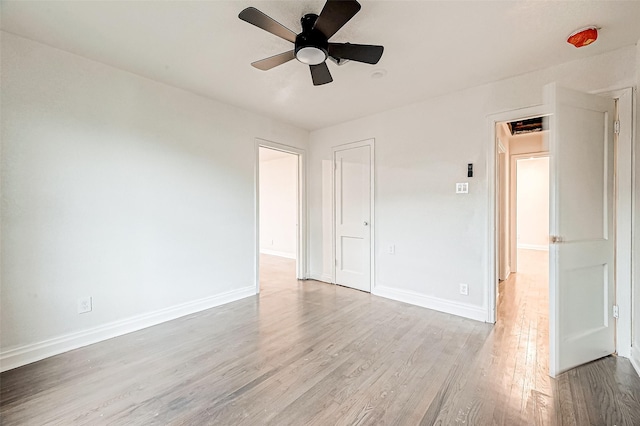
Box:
[328,43,384,64]
[310,63,333,86]
[238,7,296,43]
[313,0,361,39]
[251,51,296,71]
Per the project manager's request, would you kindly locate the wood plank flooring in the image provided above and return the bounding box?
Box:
[2,251,640,425]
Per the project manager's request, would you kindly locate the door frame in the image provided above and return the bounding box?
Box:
[331,139,375,290]
[486,87,634,360]
[255,139,307,292]
[488,104,549,324]
[593,87,633,359]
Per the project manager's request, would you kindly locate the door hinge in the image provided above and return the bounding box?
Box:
[614,120,620,134]
[613,305,619,319]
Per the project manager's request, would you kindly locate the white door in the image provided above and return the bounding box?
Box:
[545,83,616,377]
[334,142,372,292]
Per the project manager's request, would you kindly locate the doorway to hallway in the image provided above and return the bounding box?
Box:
[495,116,550,376]
[256,140,307,292]
[490,85,626,377]
[259,147,298,265]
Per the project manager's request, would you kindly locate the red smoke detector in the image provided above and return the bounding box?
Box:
[567,26,598,48]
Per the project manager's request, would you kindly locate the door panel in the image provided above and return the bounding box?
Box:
[340,237,365,273]
[335,144,371,292]
[558,107,608,241]
[545,83,615,376]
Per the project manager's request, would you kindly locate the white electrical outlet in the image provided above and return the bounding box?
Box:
[456,183,469,194]
[388,244,395,254]
[459,284,469,296]
[77,296,92,314]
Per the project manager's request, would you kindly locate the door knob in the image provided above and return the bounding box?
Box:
[364,221,369,226]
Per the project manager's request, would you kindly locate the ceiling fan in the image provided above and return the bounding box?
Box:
[238,0,384,86]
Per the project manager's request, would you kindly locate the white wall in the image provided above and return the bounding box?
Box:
[516,157,549,250]
[259,149,297,258]
[509,132,547,155]
[0,33,308,370]
[308,45,637,322]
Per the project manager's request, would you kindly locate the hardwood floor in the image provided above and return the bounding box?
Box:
[2,251,639,425]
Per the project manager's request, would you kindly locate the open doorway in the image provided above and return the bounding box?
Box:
[259,147,298,260]
[496,117,549,281]
[256,140,308,293]
[489,86,631,377]
[258,146,299,289]
[495,116,551,370]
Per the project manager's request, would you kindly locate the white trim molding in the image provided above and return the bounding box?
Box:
[307,273,333,284]
[0,286,255,372]
[631,346,640,378]
[373,286,486,322]
[320,274,333,283]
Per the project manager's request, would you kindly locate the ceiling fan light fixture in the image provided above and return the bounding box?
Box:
[239,1,384,85]
[296,47,327,65]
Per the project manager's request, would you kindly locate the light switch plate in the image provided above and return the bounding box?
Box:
[456,182,469,194]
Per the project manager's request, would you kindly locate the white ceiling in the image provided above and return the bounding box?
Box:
[2,1,640,130]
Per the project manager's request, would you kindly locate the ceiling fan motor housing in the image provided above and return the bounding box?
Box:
[295,14,328,65]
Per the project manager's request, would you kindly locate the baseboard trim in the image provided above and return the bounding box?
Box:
[517,244,549,251]
[499,267,511,281]
[308,273,333,284]
[320,274,333,283]
[630,346,640,378]
[0,286,256,372]
[373,285,486,322]
[260,249,296,259]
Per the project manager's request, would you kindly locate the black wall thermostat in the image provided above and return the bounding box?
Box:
[467,163,473,178]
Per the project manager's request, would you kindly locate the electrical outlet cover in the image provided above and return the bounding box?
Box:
[77,296,92,314]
